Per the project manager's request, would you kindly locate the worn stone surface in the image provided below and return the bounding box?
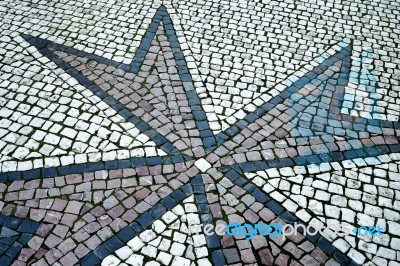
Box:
[0,0,399,265]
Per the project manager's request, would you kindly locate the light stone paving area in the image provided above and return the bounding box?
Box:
[0,0,399,266]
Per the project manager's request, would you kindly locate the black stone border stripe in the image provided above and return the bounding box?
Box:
[191,175,225,265]
[0,155,190,183]
[80,175,226,266]
[220,143,400,173]
[1,129,398,184]
[220,165,360,266]
[159,10,217,151]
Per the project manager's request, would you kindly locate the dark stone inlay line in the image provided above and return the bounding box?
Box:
[1,135,398,184]
[160,11,217,151]
[219,143,400,173]
[0,155,188,183]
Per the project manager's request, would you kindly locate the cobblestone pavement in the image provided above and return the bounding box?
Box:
[0,0,400,265]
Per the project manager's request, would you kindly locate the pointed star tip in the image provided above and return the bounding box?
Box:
[339,39,353,51]
[157,5,167,12]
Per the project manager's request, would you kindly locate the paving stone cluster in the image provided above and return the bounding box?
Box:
[203,172,342,266]
[102,196,212,266]
[244,160,400,265]
[172,0,400,133]
[0,0,399,266]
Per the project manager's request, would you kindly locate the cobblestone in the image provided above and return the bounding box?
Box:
[0,0,400,265]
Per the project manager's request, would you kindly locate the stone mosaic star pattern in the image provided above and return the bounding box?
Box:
[0,1,400,266]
